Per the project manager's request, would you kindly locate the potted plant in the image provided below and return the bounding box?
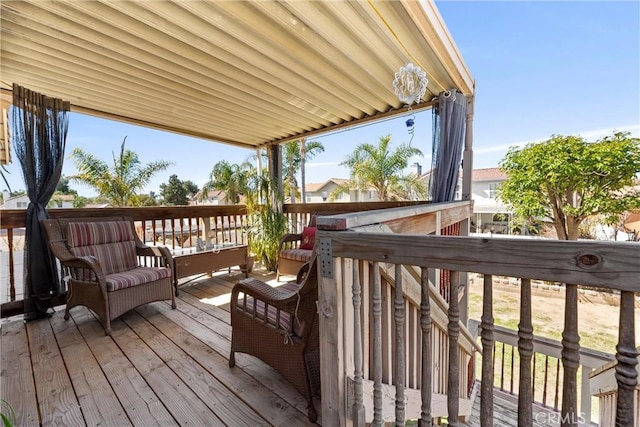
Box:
[245,174,287,272]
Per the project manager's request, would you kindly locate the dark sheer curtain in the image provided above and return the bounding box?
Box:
[12,84,70,320]
[429,90,467,202]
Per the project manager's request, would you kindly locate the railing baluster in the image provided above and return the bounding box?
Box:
[420,267,432,426]
[555,359,561,410]
[372,261,383,426]
[518,278,533,426]
[510,344,515,393]
[561,283,580,426]
[394,264,405,426]
[447,270,460,426]
[7,228,15,301]
[615,290,638,426]
[501,343,505,390]
[480,274,494,426]
[352,260,365,425]
[543,355,549,406]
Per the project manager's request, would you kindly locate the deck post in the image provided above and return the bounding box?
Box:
[319,254,347,426]
[461,95,474,202]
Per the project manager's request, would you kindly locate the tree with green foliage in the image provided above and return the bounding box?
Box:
[499,132,640,240]
[137,193,159,207]
[160,174,199,205]
[55,176,75,195]
[202,160,252,204]
[245,173,287,272]
[334,134,423,201]
[72,196,88,209]
[282,138,324,203]
[70,137,172,207]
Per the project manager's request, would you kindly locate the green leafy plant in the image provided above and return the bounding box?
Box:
[1,399,16,427]
[245,174,287,272]
[70,136,172,207]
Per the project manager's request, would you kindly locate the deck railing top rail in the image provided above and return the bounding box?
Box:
[316,200,471,231]
[317,230,640,291]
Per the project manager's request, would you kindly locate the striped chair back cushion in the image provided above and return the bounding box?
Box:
[66,221,137,275]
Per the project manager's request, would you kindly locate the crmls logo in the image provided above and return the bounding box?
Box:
[534,412,586,424]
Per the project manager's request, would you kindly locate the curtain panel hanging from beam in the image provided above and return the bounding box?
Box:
[12,83,70,320]
[429,90,467,203]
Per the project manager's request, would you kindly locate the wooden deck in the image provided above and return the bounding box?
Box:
[1,265,584,427]
[1,268,318,426]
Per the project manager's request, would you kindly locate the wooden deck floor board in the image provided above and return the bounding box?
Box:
[135,302,313,426]
[147,297,310,415]
[26,314,84,426]
[49,312,131,427]
[1,269,312,426]
[0,319,38,426]
[121,309,269,426]
[72,307,178,426]
[108,316,223,425]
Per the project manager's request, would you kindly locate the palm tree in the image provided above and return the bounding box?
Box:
[244,173,287,271]
[338,134,423,201]
[201,160,253,204]
[282,138,324,203]
[390,173,428,201]
[69,137,171,207]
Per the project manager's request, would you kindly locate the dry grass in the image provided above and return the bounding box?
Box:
[467,274,639,354]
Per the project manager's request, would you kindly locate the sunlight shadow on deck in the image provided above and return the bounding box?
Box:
[198,276,288,307]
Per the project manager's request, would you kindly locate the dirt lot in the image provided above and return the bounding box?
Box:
[467,274,639,354]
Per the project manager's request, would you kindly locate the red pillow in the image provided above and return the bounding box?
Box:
[300,226,317,250]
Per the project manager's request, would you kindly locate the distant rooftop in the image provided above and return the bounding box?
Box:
[471,168,506,181]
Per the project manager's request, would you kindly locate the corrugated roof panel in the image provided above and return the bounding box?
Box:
[0,0,474,148]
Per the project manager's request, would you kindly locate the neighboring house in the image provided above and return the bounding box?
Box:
[1,192,74,209]
[469,168,510,234]
[2,192,29,209]
[305,178,379,203]
[419,167,511,234]
[190,189,228,206]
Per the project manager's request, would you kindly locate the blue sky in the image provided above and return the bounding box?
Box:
[3,1,639,197]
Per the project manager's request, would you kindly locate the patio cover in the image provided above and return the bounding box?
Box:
[0,0,474,149]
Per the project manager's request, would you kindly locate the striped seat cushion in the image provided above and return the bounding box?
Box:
[105,267,171,292]
[279,248,313,263]
[66,221,137,275]
[240,282,305,337]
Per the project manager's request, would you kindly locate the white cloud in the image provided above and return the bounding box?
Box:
[475,124,640,155]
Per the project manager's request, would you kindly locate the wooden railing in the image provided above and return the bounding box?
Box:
[482,323,613,424]
[590,353,640,427]
[316,205,640,426]
[0,201,428,315]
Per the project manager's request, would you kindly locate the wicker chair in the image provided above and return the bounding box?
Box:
[229,253,320,422]
[41,216,176,335]
[276,213,326,280]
